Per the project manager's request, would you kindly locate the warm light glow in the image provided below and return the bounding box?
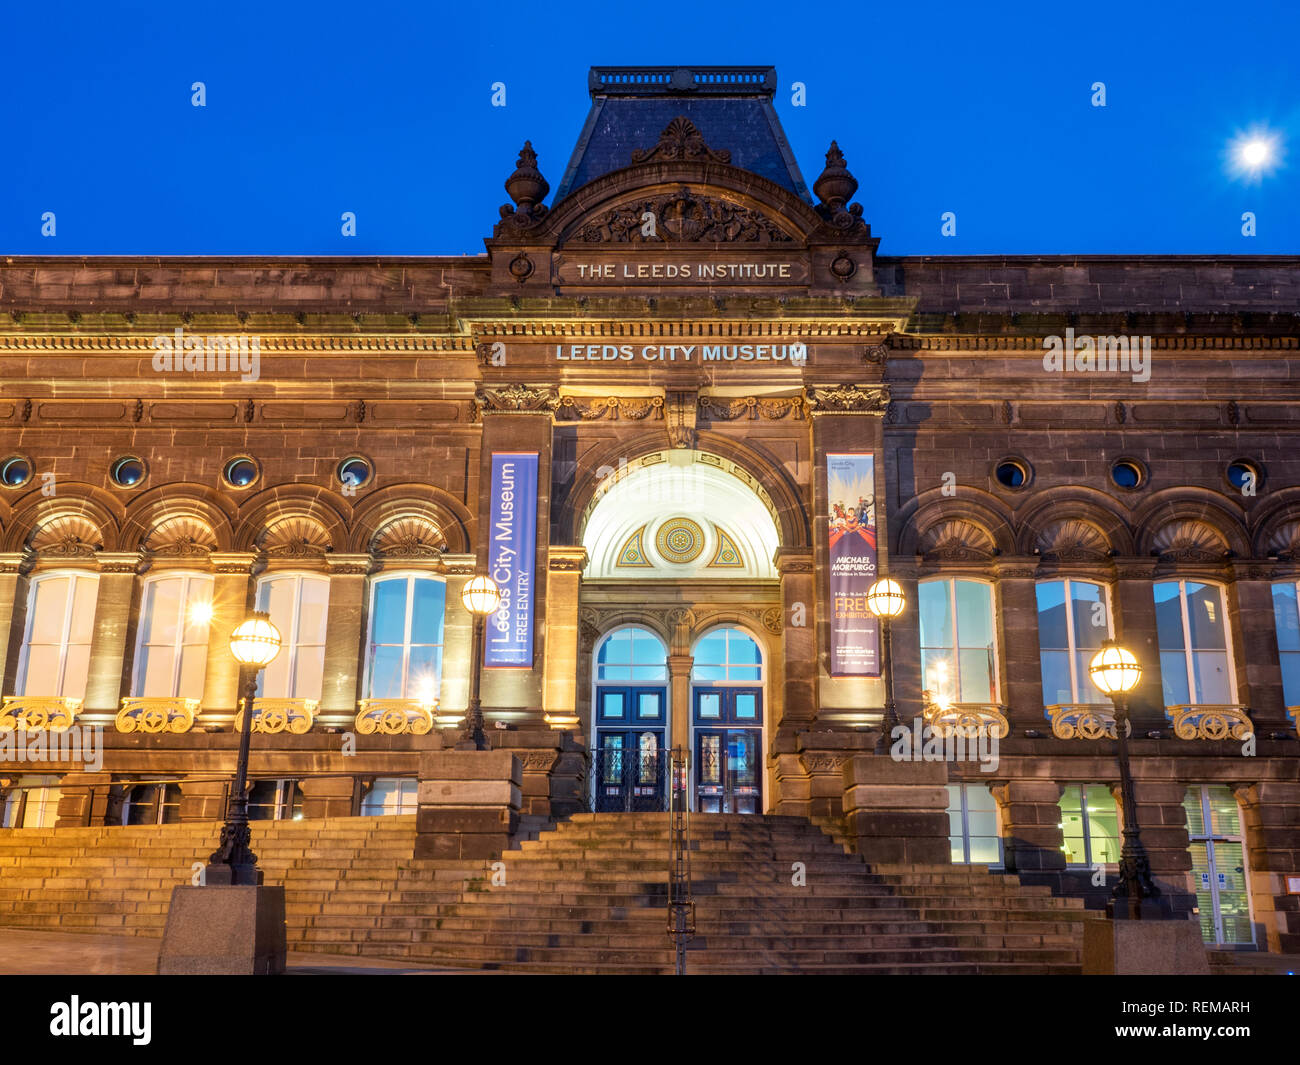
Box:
[864,577,906,620]
[1088,639,1141,696]
[228,611,282,668]
[1226,128,1284,181]
[414,675,438,708]
[462,575,502,616]
[189,600,214,627]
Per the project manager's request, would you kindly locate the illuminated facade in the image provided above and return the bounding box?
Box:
[1,66,1298,955]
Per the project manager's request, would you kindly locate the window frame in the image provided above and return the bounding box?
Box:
[1153,579,1239,707]
[594,625,669,684]
[919,577,1001,705]
[1058,783,1121,868]
[254,571,330,700]
[360,777,419,816]
[1269,579,1300,706]
[131,571,215,699]
[362,572,447,701]
[246,778,303,821]
[16,570,100,699]
[120,780,183,826]
[690,625,765,686]
[946,782,1003,868]
[1184,784,1255,948]
[1035,578,1114,706]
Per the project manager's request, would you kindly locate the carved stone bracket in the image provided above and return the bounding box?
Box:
[1167,704,1254,741]
[472,385,560,420]
[806,383,890,415]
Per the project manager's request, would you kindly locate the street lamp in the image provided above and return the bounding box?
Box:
[1088,638,1162,919]
[461,575,501,751]
[206,611,282,886]
[865,578,906,753]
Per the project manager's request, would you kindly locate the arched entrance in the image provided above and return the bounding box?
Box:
[690,625,765,814]
[590,626,669,812]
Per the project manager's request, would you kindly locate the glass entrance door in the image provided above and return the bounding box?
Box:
[692,687,762,813]
[1183,785,1254,946]
[594,686,667,812]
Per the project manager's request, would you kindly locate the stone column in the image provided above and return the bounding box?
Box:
[415,750,521,860]
[841,755,951,865]
[1111,560,1166,730]
[0,553,32,694]
[201,553,256,722]
[318,554,372,725]
[178,778,229,822]
[439,554,476,726]
[774,547,816,734]
[994,559,1044,730]
[55,771,113,827]
[887,561,924,732]
[667,608,694,755]
[1234,780,1300,953]
[991,778,1067,879]
[542,546,586,730]
[82,553,142,718]
[1229,566,1288,731]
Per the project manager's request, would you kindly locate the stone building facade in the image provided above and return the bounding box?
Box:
[1,66,1297,953]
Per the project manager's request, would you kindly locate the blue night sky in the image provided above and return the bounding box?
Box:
[4,0,1296,257]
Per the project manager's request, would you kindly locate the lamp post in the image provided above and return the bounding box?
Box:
[461,575,502,751]
[1087,638,1162,919]
[206,611,282,886]
[865,578,907,753]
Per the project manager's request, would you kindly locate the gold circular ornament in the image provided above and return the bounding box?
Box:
[655,517,705,564]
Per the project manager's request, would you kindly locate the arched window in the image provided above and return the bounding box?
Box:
[16,572,99,699]
[918,578,999,704]
[133,573,214,699]
[255,574,329,700]
[1036,579,1112,705]
[691,627,761,683]
[595,627,668,683]
[364,574,446,700]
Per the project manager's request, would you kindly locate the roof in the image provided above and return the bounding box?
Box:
[553,66,811,204]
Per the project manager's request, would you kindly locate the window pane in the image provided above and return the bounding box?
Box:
[729,631,760,664]
[1040,650,1073,706]
[298,578,330,644]
[955,581,994,649]
[1271,583,1300,651]
[694,631,726,665]
[1183,787,1207,837]
[141,577,183,645]
[177,644,207,698]
[698,692,721,719]
[631,664,667,681]
[139,646,177,698]
[728,665,761,682]
[734,693,757,719]
[637,691,660,719]
[410,578,446,645]
[367,645,404,699]
[181,577,213,644]
[1070,582,1108,649]
[1059,786,1088,864]
[1187,841,1217,943]
[919,580,953,651]
[260,577,296,631]
[29,577,70,642]
[260,648,291,699]
[1213,840,1253,944]
[692,664,725,683]
[1159,650,1191,706]
[407,644,442,701]
[1207,785,1240,837]
[1281,651,1300,707]
[1153,581,1186,650]
[632,630,666,666]
[958,648,995,703]
[1035,581,1069,650]
[598,629,630,665]
[60,644,91,701]
[1185,583,1227,650]
[1084,785,1119,863]
[20,646,61,696]
[920,648,956,700]
[293,645,325,702]
[371,579,408,645]
[1191,650,1232,704]
[600,692,625,720]
[68,576,99,644]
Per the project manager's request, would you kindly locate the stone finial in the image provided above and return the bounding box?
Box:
[500,141,550,227]
[813,141,864,229]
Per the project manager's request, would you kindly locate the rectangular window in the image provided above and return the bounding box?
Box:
[1036,580,1112,705]
[2,776,62,828]
[122,781,182,825]
[133,574,214,699]
[1269,581,1300,706]
[247,779,303,821]
[1183,785,1254,946]
[946,783,1002,866]
[920,579,999,704]
[17,573,99,700]
[256,574,329,701]
[1058,784,1120,866]
[1153,581,1235,707]
[364,575,446,701]
[360,778,418,816]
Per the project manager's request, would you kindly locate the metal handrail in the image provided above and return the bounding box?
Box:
[667,746,695,975]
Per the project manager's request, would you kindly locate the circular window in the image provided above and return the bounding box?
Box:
[1109,458,1146,490]
[1226,459,1262,495]
[222,456,260,489]
[0,455,33,489]
[110,456,147,488]
[337,455,373,490]
[994,458,1031,490]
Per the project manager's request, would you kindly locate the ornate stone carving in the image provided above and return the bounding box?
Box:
[801,752,847,773]
[665,390,697,448]
[1035,519,1109,562]
[812,141,867,232]
[698,395,806,421]
[861,343,889,364]
[1047,703,1129,740]
[920,519,996,562]
[236,698,318,735]
[145,515,218,558]
[1152,520,1229,563]
[519,751,558,771]
[29,515,103,558]
[116,697,199,735]
[631,117,731,165]
[806,383,889,414]
[372,516,445,559]
[498,141,550,230]
[553,395,664,421]
[259,516,332,560]
[1,695,81,732]
[760,606,784,635]
[579,191,791,244]
[473,384,560,419]
[355,698,434,736]
[1167,704,1253,741]
[921,693,1009,739]
[1114,400,1127,424]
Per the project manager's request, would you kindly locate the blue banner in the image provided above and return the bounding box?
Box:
[485,452,538,668]
[826,452,880,677]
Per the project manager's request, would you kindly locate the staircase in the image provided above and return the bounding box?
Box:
[0,812,1115,974]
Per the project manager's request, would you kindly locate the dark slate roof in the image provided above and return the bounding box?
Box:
[554,66,811,204]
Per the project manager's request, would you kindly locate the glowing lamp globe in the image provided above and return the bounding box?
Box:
[1088,640,1141,697]
[229,611,282,668]
[462,575,502,617]
[864,578,906,620]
